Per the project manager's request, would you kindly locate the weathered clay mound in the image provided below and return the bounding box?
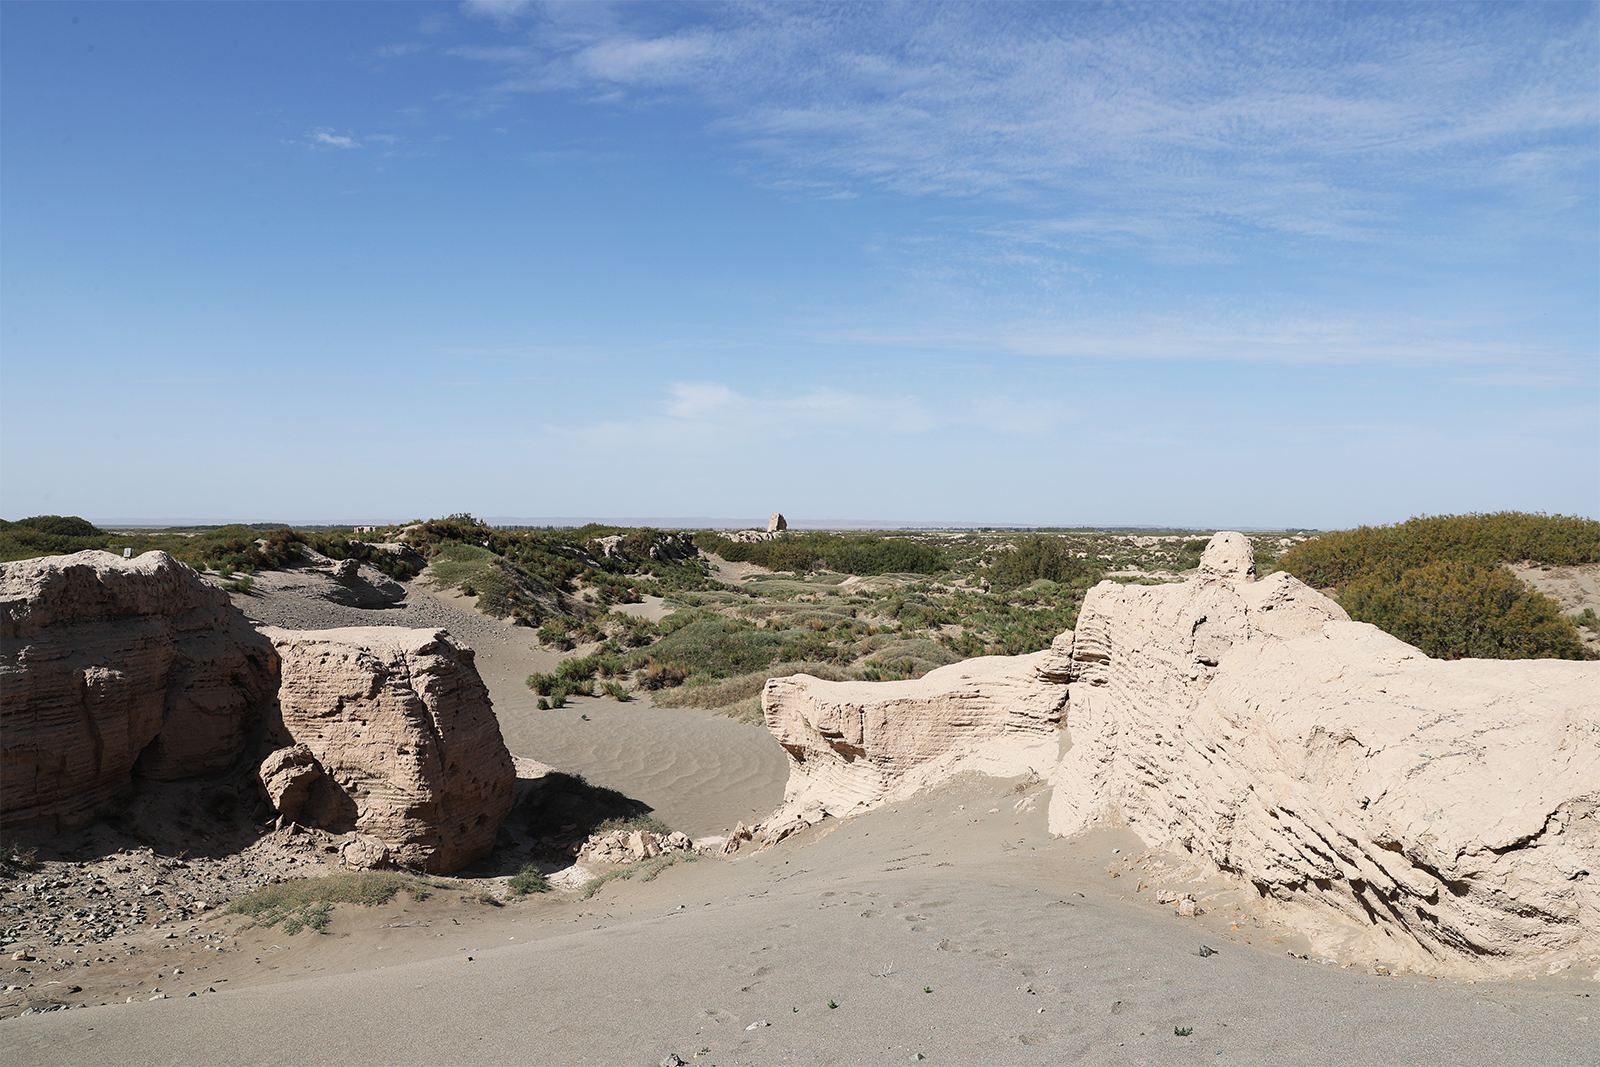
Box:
[761,650,1067,838]
[1,551,277,835]
[259,626,514,873]
[1053,540,1599,975]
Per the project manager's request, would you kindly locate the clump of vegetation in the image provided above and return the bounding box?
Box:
[982,534,1098,590]
[225,871,438,933]
[580,852,696,899]
[507,864,550,895]
[1340,560,1588,661]
[633,656,691,691]
[1279,512,1600,588]
[697,530,948,576]
[1278,513,1598,662]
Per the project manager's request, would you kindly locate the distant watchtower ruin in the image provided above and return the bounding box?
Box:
[768,513,788,533]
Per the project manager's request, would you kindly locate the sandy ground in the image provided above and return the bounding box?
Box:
[4,774,1595,1066]
[1512,562,1600,651]
[3,573,1595,1064]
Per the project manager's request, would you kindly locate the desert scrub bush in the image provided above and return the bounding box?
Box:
[1340,560,1588,661]
[601,681,631,701]
[594,813,674,836]
[0,515,113,561]
[652,661,853,720]
[633,617,789,678]
[633,656,690,690]
[536,618,575,651]
[221,576,255,594]
[507,865,550,895]
[226,871,438,932]
[1281,512,1600,589]
[698,531,949,576]
[983,534,1098,590]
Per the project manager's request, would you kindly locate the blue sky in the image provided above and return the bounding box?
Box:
[2,1,1595,528]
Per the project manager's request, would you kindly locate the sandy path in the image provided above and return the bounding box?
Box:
[4,775,1589,1067]
[235,579,788,840]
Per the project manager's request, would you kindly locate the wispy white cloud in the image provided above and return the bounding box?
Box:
[658,381,936,435]
[307,127,362,149]
[375,42,424,60]
[573,380,1077,456]
[829,311,1594,371]
[448,3,1596,247]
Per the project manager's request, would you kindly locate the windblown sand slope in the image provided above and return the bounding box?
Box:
[3,776,1593,1067]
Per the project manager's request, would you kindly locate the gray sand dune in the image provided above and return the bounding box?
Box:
[4,776,1592,1066]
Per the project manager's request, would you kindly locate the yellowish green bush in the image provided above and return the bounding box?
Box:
[1340,560,1587,661]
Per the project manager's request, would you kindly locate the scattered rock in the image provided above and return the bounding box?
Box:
[256,744,322,822]
[579,827,695,865]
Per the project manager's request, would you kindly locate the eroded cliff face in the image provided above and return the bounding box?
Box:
[260,627,514,873]
[760,651,1068,840]
[0,551,277,835]
[1052,541,1599,975]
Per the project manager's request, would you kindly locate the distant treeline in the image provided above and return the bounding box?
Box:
[0,517,423,580]
[695,530,949,576]
[1280,512,1597,661]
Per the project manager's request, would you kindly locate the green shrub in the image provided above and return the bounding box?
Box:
[634,618,789,677]
[697,531,948,576]
[1281,512,1600,589]
[537,619,575,650]
[507,865,550,895]
[634,657,690,690]
[653,661,854,722]
[1340,561,1588,660]
[984,535,1097,590]
[9,515,101,537]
